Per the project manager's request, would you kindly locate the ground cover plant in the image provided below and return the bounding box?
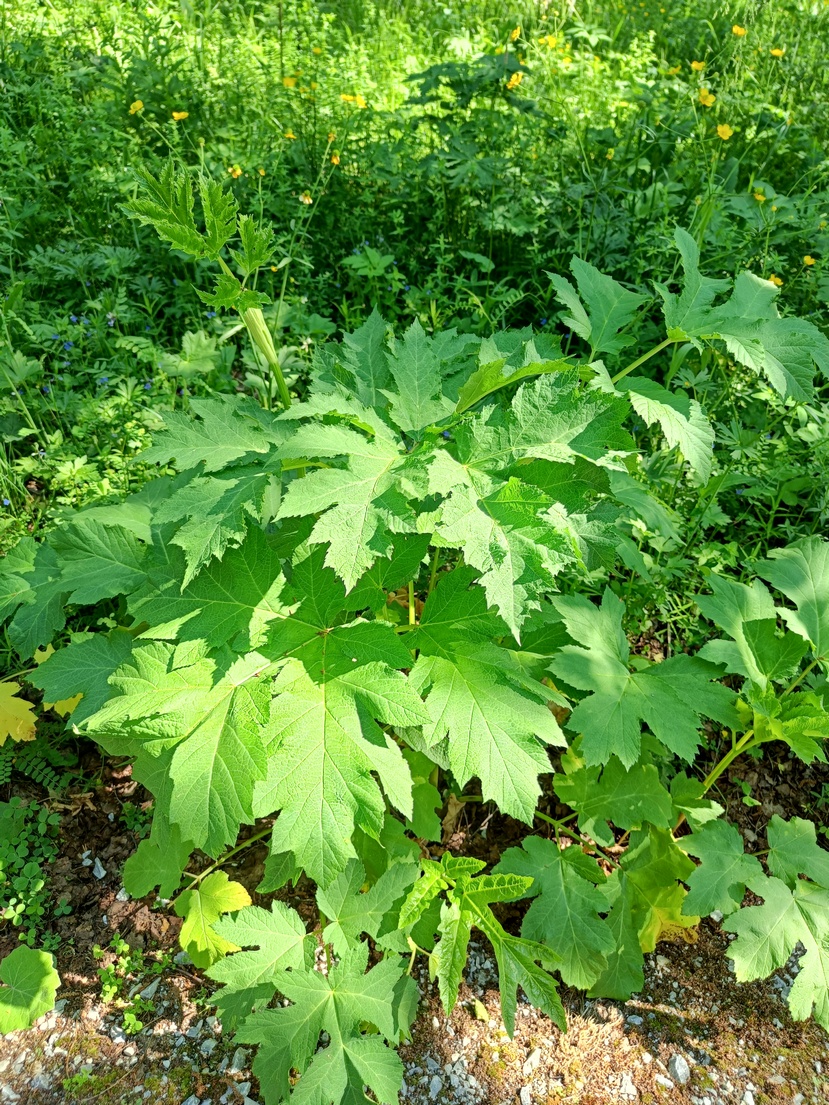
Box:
[1,163,828,1102]
[0,0,828,1101]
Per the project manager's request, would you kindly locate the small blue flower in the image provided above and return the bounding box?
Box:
[62,360,71,367]
[107,318,115,327]
[144,381,152,390]
[177,387,185,396]
[63,341,73,351]
[764,432,772,440]
[404,284,411,291]
[442,430,452,440]
[173,277,180,286]
[42,385,50,394]
[98,376,109,385]
[38,449,45,457]
[50,334,60,341]
[81,317,89,324]
[2,499,9,506]
[145,325,151,332]
[735,488,747,496]
[85,280,91,287]
[539,317,548,326]
[69,314,78,323]
[205,310,217,319]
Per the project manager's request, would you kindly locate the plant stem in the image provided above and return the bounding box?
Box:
[427,548,441,596]
[782,657,819,696]
[408,581,417,625]
[612,337,677,384]
[178,824,273,898]
[702,729,756,794]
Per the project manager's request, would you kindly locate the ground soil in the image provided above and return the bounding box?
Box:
[1,738,828,1105]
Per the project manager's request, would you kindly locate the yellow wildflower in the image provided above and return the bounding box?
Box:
[770,47,785,57]
[284,130,297,140]
[506,71,523,90]
[753,192,766,202]
[331,153,340,165]
[312,46,322,55]
[510,26,520,41]
[768,273,783,286]
[310,82,319,90]
[691,60,705,71]
[171,111,188,121]
[771,204,778,211]
[258,168,265,176]
[270,266,278,272]
[539,34,557,47]
[561,55,572,67]
[732,24,746,36]
[129,99,144,114]
[283,76,297,88]
[698,88,716,106]
[228,164,242,179]
[717,123,734,140]
[355,94,367,108]
[606,148,615,159]
[667,64,681,75]
[340,93,355,103]
[804,255,817,265]
[299,191,313,205]
[328,131,336,141]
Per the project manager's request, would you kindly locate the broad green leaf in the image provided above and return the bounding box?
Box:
[141,397,273,473]
[548,258,647,356]
[618,376,713,482]
[655,228,731,339]
[434,899,473,1015]
[236,947,414,1105]
[232,214,275,276]
[317,860,419,956]
[757,537,829,661]
[344,534,431,614]
[588,876,644,999]
[551,589,738,766]
[0,537,36,622]
[125,162,207,258]
[681,820,763,916]
[253,662,425,886]
[553,758,674,845]
[384,318,454,432]
[495,837,614,989]
[725,875,829,1029]
[0,947,60,1034]
[174,871,251,968]
[48,519,146,606]
[669,772,724,831]
[336,307,391,409]
[131,526,290,650]
[766,815,829,889]
[208,901,313,1027]
[122,832,192,900]
[198,176,238,257]
[6,545,68,658]
[621,827,698,952]
[455,352,572,414]
[410,573,563,824]
[85,643,269,855]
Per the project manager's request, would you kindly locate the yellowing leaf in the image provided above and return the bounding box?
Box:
[0,682,36,745]
[174,871,251,968]
[44,694,83,718]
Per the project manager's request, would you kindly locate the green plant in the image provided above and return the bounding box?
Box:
[0,944,60,1033]
[0,171,827,1102]
[0,797,64,944]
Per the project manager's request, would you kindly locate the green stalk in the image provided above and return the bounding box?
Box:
[612,337,677,384]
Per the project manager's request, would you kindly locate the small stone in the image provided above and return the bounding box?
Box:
[116,887,130,902]
[641,1053,652,1065]
[668,1055,691,1085]
[655,1075,674,1090]
[816,1061,823,1074]
[139,978,160,1001]
[626,1015,644,1026]
[709,910,723,923]
[520,1088,532,1105]
[429,1075,442,1099]
[181,1097,201,1105]
[619,1072,638,1099]
[235,1084,251,1098]
[162,1060,171,1070]
[523,1048,542,1077]
[92,857,107,880]
[1,1088,21,1103]
[201,1039,217,1056]
[741,1093,755,1105]
[31,1073,53,1091]
[792,1095,804,1105]
[229,1048,249,1073]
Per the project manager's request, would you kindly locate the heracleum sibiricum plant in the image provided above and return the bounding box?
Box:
[1,165,829,1089]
